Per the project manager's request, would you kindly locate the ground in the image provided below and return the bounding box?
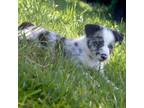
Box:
[18,0,126,108]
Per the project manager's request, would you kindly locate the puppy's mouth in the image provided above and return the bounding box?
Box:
[91,52,108,62]
[99,58,107,62]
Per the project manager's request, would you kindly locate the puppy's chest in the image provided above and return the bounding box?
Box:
[64,40,100,68]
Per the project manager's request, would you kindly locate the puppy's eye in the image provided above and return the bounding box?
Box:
[108,44,113,49]
[93,41,97,46]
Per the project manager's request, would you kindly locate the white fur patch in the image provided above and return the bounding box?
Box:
[102,28,115,45]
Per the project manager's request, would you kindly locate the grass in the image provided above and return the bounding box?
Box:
[18,0,126,108]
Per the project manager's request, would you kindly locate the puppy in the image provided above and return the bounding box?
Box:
[19,22,123,89]
[19,22,123,70]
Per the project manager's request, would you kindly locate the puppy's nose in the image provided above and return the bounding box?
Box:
[100,54,107,61]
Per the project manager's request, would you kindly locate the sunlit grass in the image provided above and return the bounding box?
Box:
[18,0,126,108]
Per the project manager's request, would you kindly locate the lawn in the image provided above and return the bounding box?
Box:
[18,0,126,108]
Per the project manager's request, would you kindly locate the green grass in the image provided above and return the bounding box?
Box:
[18,0,126,108]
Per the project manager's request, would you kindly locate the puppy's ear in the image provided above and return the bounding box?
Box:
[112,30,123,44]
[85,24,103,37]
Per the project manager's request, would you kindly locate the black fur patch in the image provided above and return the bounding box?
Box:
[38,31,49,46]
[87,36,104,50]
[85,24,103,37]
[18,22,34,30]
[112,30,123,44]
[74,42,78,46]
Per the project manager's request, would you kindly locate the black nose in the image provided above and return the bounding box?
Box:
[100,54,107,60]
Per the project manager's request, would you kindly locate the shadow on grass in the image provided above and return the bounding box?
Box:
[42,0,112,22]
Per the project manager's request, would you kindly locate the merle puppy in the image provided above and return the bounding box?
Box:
[19,22,123,88]
[19,22,123,70]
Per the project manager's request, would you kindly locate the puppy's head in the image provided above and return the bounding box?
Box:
[85,24,123,62]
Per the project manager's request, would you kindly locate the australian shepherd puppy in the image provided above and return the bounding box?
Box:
[18,22,123,89]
